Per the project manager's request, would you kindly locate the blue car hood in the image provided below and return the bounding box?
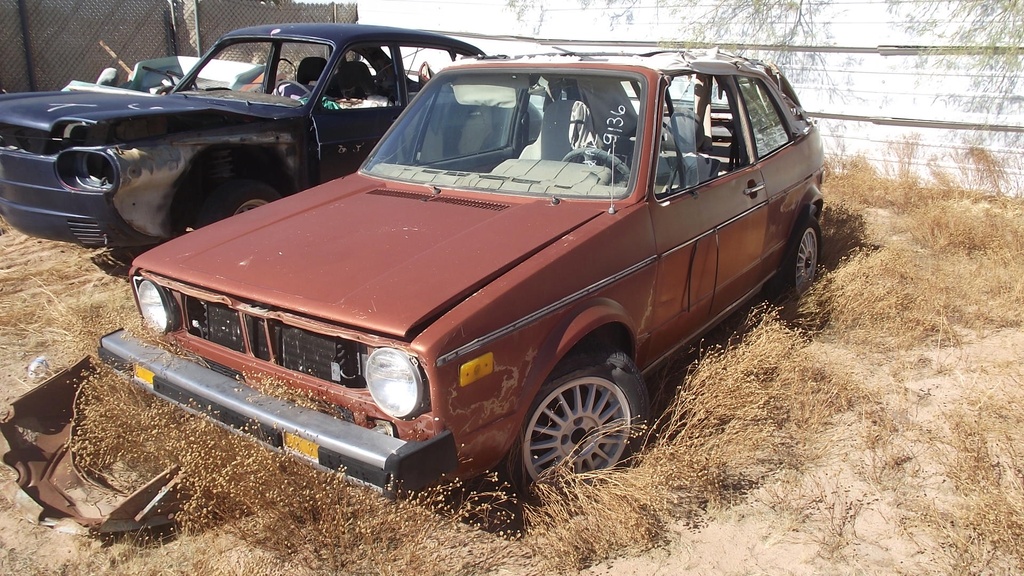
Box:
[0,90,291,132]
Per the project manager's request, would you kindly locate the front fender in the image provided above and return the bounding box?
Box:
[111,145,193,238]
[519,296,637,410]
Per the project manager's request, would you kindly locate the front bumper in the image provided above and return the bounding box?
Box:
[0,150,157,246]
[98,330,458,496]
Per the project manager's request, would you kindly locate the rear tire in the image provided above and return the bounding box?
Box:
[767,211,821,298]
[193,180,280,228]
[516,348,650,485]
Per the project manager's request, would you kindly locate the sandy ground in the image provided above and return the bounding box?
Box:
[1,220,1021,575]
[585,329,1024,575]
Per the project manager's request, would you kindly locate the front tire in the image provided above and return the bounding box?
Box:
[519,348,650,483]
[194,180,281,228]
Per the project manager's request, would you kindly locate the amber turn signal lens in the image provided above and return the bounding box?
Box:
[459,352,494,387]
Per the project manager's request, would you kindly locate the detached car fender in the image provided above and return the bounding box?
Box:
[0,358,183,533]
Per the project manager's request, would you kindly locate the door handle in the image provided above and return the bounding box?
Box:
[743,181,765,198]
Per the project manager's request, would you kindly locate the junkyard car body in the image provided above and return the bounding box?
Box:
[99,50,824,494]
[0,24,482,246]
[63,56,205,95]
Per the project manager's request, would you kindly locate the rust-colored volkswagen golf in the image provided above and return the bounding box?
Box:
[100,50,824,494]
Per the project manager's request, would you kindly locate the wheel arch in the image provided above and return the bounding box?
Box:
[796,180,824,239]
[803,176,825,221]
[557,316,635,364]
[169,145,298,232]
[501,299,646,484]
[519,297,639,415]
[787,179,824,243]
[766,187,824,299]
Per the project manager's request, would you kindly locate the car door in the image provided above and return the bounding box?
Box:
[311,43,405,183]
[311,42,481,184]
[695,75,767,318]
[646,74,766,357]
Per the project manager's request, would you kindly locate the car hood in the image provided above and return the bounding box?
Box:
[136,177,606,339]
[0,91,284,132]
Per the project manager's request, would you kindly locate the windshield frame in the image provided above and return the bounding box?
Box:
[172,35,337,110]
[362,65,649,202]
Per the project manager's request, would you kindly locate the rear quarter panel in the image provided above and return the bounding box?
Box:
[759,126,824,275]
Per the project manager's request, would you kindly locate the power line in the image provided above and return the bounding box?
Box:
[443,31,1024,56]
[810,111,1024,133]
[792,84,1023,103]
[782,66,1015,81]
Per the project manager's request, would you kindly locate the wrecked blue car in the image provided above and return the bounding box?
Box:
[0,23,481,246]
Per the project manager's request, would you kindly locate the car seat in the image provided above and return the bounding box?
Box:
[523,99,595,160]
[668,108,720,187]
[297,56,327,85]
[332,60,376,99]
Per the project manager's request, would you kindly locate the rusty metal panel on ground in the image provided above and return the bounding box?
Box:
[0,357,183,533]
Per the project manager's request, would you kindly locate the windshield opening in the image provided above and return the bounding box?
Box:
[176,39,333,108]
[365,69,644,200]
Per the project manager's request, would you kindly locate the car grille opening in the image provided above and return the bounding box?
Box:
[0,124,52,154]
[208,304,241,351]
[275,325,363,384]
[182,294,367,388]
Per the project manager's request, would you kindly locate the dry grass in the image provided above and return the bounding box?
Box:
[0,230,137,386]
[70,364,513,576]
[941,143,1022,198]
[816,197,871,272]
[920,384,1024,574]
[806,157,1024,572]
[805,156,1024,349]
[3,154,1024,574]
[521,312,863,571]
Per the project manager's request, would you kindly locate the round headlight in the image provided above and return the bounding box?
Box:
[365,347,425,419]
[136,278,173,333]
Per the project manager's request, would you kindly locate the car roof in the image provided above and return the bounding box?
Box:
[460,49,773,77]
[220,23,484,55]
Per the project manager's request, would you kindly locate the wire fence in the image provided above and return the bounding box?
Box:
[0,0,358,94]
[3,0,1021,192]
[452,31,1024,194]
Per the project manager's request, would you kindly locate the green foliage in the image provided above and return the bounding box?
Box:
[888,0,1024,106]
[505,0,1023,102]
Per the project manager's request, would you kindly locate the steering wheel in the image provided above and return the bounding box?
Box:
[274,80,311,99]
[562,147,631,180]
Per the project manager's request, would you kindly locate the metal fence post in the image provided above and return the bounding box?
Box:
[193,0,201,56]
[167,0,179,56]
[16,0,36,91]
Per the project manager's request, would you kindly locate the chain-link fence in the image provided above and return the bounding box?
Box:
[0,0,358,93]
